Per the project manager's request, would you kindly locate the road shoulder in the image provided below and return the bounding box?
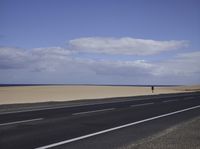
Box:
[123,116,200,149]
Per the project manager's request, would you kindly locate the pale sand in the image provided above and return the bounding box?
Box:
[0,85,200,105]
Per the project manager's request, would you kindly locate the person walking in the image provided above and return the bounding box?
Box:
[151,86,154,93]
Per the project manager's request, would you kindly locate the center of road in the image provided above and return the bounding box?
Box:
[72,108,115,115]
[163,99,178,103]
[130,102,154,107]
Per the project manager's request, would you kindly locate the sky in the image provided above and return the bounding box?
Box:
[0,0,200,85]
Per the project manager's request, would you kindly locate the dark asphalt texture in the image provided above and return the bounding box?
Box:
[0,92,200,149]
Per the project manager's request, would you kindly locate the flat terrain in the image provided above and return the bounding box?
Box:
[0,85,200,105]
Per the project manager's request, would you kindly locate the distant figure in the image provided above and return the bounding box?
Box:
[151,86,154,93]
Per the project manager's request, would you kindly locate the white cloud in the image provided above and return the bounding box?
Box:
[0,47,199,79]
[76,51,200,83]
[31,47,72,71]
[153,51,200,77]
[69,37,188,55]
[0,39,199,84]
[0,47,29,69]
[84,59,155,77]
[0,46,72,71]
[32,47,71,59]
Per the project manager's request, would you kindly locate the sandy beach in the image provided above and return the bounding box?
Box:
[0,85,200,105]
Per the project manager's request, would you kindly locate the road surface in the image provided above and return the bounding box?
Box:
[0,92,200,149]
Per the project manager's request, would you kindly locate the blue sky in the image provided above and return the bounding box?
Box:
[0,0,200,85]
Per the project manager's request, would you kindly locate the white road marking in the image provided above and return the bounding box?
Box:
[130,102,154,107]
[183,97,194,100]
[35,105,200,149]
[163,99,178,103]
[72,108,115,115]
[0,118,43,126]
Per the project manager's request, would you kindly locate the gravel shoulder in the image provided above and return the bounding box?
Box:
[123,116,200,149]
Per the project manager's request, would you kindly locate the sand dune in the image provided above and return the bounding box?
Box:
[0,85,200,105]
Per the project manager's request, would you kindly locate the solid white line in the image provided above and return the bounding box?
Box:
[72,108,115,115]
[0,118,43,126]
[130,102,154,107]
[163,99,178,103]
[35,105,200,149]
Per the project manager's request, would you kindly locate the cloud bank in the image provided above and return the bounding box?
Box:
[69,37,188,55]
[0,37,199,84]
[0,46,72,71]
[0,47,29,69]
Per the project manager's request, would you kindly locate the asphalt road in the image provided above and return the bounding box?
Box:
[0,92,200,149]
